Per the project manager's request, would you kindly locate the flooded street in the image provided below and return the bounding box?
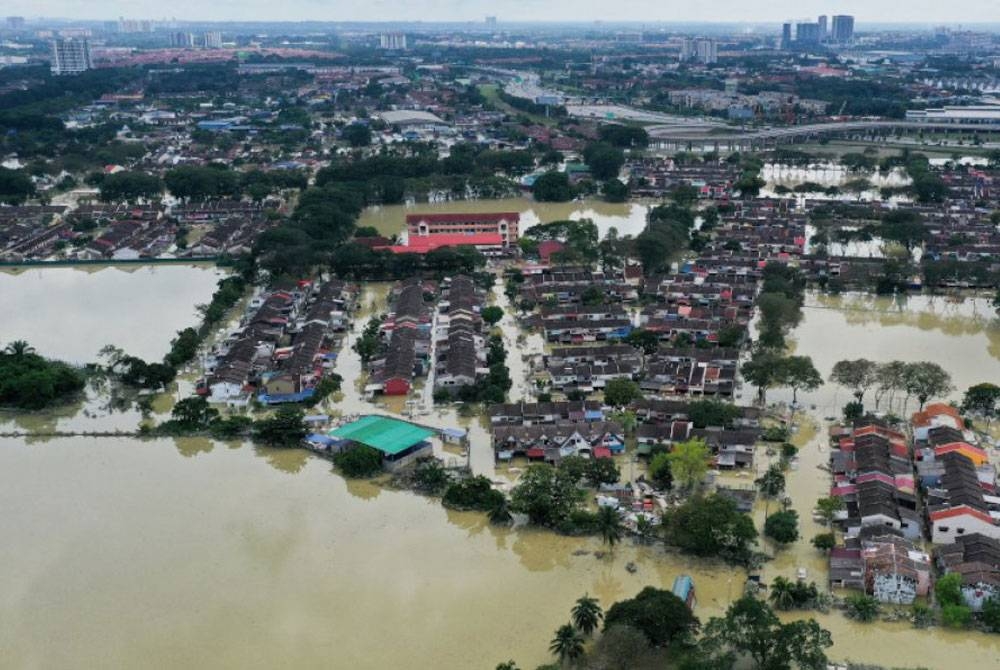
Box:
[4,268,1000,668]
[357,197,650,239]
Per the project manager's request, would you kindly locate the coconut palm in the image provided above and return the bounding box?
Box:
[571,594,603,636]
[768,576,797,611]
[4,340,35,358]
[597,505,623,551]
[549,623,585,663]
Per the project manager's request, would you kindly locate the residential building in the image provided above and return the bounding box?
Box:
[680,38,717,65]
[796,22,821,45]
[862,536,931,604]
[379,32,408,50]
[203,31,222,48]
[937,533,1000,611]
[50,38,92,75]
[7,16,25,29]
[831,15,855,43]
[169,31,194,48]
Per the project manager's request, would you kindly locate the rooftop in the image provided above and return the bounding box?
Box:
[330,415,435,456]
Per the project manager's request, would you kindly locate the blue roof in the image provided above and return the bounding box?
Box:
[306,434,335,445]
[672,575,694,601]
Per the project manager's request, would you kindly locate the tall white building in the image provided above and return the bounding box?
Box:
[379,32,407,50]
[203,31,222,48]
[50,38,92,75]
[681,38,718,65]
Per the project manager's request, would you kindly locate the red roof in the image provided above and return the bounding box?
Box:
[405,212,520,224]
[537,240,565,261]
[929,505,995,525]
[526,448,545,459]
[381,233,505,254]
[593,447,612,459]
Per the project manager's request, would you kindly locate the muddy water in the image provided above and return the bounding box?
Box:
[777,291,1000,415]
[0,264,225,364]
[357,197,650,240]
[7,274,1000,668]
[0,436,730,670]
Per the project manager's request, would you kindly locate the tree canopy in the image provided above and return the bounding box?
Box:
[603,587,700,647]
[662,494,758,563]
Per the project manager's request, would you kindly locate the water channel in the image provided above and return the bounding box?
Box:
[4,265,1000,668]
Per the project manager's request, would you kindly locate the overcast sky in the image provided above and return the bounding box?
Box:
[9,0,1000,24]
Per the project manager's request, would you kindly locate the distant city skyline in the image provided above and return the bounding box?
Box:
[6,1,1000,25]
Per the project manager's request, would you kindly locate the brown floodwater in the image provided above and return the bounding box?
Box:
[0,263,225,364]
[356,197,651,239]
[5,268,1000,669]
[774,291,1000,415]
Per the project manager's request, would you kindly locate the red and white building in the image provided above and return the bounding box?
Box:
[405,212,520,247]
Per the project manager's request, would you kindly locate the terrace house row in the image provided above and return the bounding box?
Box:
[433,275,489,395]
[828,419,923,541]
[914,404,1000,544]
[368,279,433,396]
[536,303,633,344]
[202,279,356,405]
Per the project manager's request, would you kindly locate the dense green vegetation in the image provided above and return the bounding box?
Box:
[333,445,384,477]
[509,591,832,670]
[0,167,37,205]
[661,494,758,564]
[0,341,85,410]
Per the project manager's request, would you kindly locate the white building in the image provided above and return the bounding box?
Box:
[680,38,718,65]
[50,38,91,75]
[379,32,407,50]
[906,106,1000,127]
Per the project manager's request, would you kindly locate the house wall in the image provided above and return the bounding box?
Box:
[961,582,1000,612]
[871,572,918,604]
[931,515,1000,544]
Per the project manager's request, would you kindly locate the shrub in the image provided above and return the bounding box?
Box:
[845,594,879,622]
[443,476,504,511]
[334,445,383,478]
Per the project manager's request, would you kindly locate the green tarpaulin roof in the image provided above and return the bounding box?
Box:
[330,415,435,455]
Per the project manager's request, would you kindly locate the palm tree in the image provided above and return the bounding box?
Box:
[768,576,797,611]
[549,623,584,664]
[597,505,623,551]
[571,594,603,636]
[487,495,513,525]
[4,340,35,358]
